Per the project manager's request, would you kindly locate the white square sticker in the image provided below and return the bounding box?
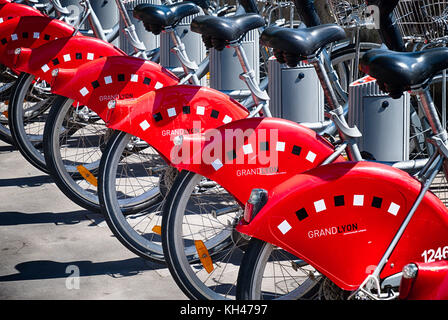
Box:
[139,120,150,131]
[314,199,326,213]
[243,144,253,155]
[167,108,176,117]
[155,82,163,89]
[211,159,223,171]
[196,106,205,115]
[104,76,112,85]
[223,115,232,124]
[353,195,364,206]
[306,151,317,163]
[278,220,292,235]
[79,87,89,97]
[41,64,50,73]
[387,202,400,216]
[276,141,285,152]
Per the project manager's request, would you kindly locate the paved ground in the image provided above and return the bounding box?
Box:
[0,140,187,300]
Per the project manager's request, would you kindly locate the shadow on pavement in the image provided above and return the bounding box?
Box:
[0,175,53,188]
[0,257,166,282]
[0,145,16,153]
[0,210,99,226]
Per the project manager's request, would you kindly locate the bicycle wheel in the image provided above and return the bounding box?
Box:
[98,130,171,263]
[43,96,110,213]
[8,73,53,173]
[329,42,381,102]
[0,65,16,144]
[236,238,323,300]
[162,170,246,300]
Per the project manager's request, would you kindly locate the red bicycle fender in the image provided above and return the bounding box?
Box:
[400,261,448,300]
[50,55,179,116]
[106,85,250,162]
[13,36,124,82]
[0,2,44,20]
[236,161,448,291]
[0,16,75,68]
[174,117,343,205]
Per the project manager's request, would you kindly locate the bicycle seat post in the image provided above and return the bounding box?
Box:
[415,88,447,142]
[308,54,363,161]
[165,26,200,85]
[189,12,268,114]
[115,0,147,56]
[229,40,271,117]
[412,87,448,175]
[73,0,93,37]
[49,0,69,18]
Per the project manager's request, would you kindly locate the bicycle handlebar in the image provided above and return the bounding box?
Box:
[293,0,321,27]
[238,0,259,14]
[366,0,405,52]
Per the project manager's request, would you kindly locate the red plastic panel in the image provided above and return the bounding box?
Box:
[400,261,448,300]
[0,16,75,67]
[175,117,342,205]
[106,85,250,162]
[0,2,43,20]
[50,55,179,117]
[13,36,124,82]
[237,162,448,291]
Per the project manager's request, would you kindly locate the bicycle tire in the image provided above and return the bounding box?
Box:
[161,170,243,300]
[8,72,52,173]
[0,65,16,145]
[329,41,381,98]
[97,130,168,263]
[236,238,322,300]
[43,96,108,213]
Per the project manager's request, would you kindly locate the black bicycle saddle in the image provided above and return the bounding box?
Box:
[133,2,200,34]
[260,24,347,67]
[360,47,448,98]
[191,13,265,50]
